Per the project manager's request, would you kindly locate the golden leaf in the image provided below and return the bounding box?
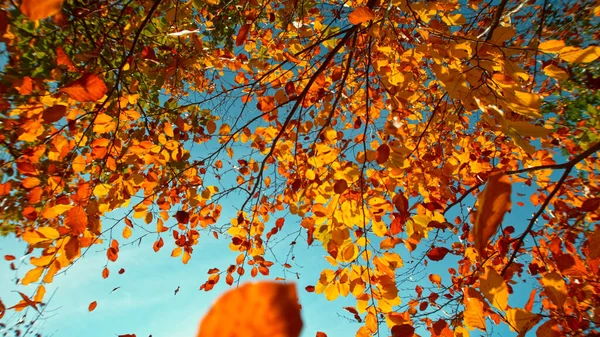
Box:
[506,309,540,335]
[479,267,508,310]
[559,45,600,64]
[541,272,566,307]
[21,267,44,285]
[538,40,566,53]
[463,297,486,331]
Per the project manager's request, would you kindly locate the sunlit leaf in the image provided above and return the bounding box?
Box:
[348,6,375,25]
[472,171,512,253]
[197,282,302,337]
[20,0,64,20]
[60,73,107,102]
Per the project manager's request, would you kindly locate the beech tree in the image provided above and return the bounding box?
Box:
[1,0,600,336]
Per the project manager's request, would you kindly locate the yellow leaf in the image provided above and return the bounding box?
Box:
[197,282,302,337]
[219,123,231,135]
[164,122,174,138]
[541,272,566,307]
[506,309,540,335]
[542,64,569,81]
[122,226,132,239]
[348,6,375,25]
[463,297,486,331]
[473,171,512,253]
[22,227,60,245]
[443,13,466,26]
[171,247,182,257]
[20,0,64,20]
[559,45,600,63]
[72,155,86,173]
[538,40,565,53]
[93,183,111,197]
[479,267,508,310]
[508,121,552,138]
[21,267,44,285]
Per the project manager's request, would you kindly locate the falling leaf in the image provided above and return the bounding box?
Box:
[88,301,97,312]
[472,171,512,253]
[60,73,107,102]
[236,24,251,47]
[348,6,375,25]
[20,0,64,20]
[197,282,302,337]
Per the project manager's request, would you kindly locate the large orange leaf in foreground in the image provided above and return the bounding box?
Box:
[20,0,64,20]
[197,282,302,337]
[60,73,107,102]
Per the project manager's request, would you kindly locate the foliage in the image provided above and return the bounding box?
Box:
[1,0,600,336]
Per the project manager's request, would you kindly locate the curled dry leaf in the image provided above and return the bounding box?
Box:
[472,171,512,253]
[197,281,302,337]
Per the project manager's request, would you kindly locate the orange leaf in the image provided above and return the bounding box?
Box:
[473,171,512,253]
[55,46,76,71]
[102,267,109,279]
[64,236,80,260]
[348,6,375,25]
[60,73,107,102]
[4,255,15,261]
[153,237,164,252]
[65,205,88,235]
[88,301,97,312]
[0,298,5,319]
[479,267,508,310]
[197,282,302,337]
[20,0,64,20]
[21,266,44,285]
[236,24,251,47]
[21,177,41,189]
[463,297,486,331]
[316,333,327,337]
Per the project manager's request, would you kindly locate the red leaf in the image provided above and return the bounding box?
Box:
[426,247,450,261]
[236,24,251,47]
[153,237,164,252]
[60,73,107,102]
[305,285,315,292]
[376,144,390,164]
[4,255,15,261]
[175,210,190,224]
[88,301,97,312]
[316,333,327,337]
[102,267,109,279]
[348,6,375,25]
[55,46,76,71]
[391,324,415,337]
[65,205,88,235]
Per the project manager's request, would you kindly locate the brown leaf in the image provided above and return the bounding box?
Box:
[236,24,251,47]
[391,324,415,337]
[473,171,512,253]
[20,0,64,20]
[0,10,8,35]
[88,301,97,312]
[64,236,80,260]
[0,298,5,319]
[42,105,67,124]
[197,282,302,337]
[376,144,390,164]
[348,6,375,25]
[175,210,189,224]
[60,73,107,102]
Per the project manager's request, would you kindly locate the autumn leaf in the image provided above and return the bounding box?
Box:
[197,282,302,337]
[472,171,512,253]
[0,299,5,319]
[21,266,44,285]
[426,247,450,261]
[348,6,375,25]
[391,324,415,337]
[506,309,540,334]
[88,301,97,312]
[236,24,251,47]
[20,0,64,20]
[463,296,486,331]
[60,73,108,102]
[542,272,567,307]
[479,267,508,310]
[65,205,88,235]
[42,105,67,123]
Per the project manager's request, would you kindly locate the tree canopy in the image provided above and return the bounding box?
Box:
[1,0,600,336]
